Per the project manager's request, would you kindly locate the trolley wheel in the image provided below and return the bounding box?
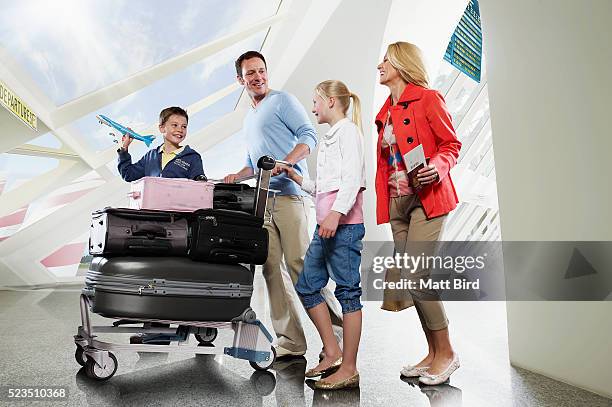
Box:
[195,328,218,345]
[75,346,88,367]
[243,309,256,323]
[85,352,118,381]
[249,346,276,371]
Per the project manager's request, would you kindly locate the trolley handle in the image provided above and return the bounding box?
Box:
[206,175,257,183]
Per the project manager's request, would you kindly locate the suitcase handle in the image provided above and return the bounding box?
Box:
[127,191,141,199]
[130,224,167,237]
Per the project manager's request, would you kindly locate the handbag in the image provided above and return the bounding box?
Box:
[380,266,414,312]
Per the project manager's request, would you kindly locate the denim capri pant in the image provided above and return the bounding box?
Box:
[295,223,365,314]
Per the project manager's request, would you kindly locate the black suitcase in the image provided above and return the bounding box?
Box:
[89,208,189,257]
[85,257,253,321]
[189,209,268,265]
[213,183,255,214]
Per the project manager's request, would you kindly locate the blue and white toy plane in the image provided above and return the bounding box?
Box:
[96,114,156,147]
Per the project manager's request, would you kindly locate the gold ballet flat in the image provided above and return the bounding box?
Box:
[305,357,343,378]
[314,373,360,390]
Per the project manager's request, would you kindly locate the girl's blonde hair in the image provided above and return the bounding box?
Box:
[386,42,430,88]
[315,80,362,133]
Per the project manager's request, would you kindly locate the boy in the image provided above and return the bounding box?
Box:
[118,106,205,180]
[117,106,204,345]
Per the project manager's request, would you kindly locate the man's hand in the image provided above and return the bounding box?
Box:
[416,163,439,185]
[223,174,240,183]
[223,166,254,183]
[318,211,342,239]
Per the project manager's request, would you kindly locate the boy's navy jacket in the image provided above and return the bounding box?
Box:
[118,145,205,182]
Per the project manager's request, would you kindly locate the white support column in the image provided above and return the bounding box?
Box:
[481,0,612,398]
[0,108,51,153]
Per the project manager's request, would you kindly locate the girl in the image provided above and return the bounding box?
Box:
[375,42,461,385]
[284,80,366,390]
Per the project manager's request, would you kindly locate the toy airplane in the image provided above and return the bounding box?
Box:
[96,114,156,147]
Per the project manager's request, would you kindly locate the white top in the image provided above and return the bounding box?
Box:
[301,118,367,215]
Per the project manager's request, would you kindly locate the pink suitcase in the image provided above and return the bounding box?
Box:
[128,177,214,212]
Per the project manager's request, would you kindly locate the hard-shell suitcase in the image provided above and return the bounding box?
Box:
[189,208,268,265]
[213,183,255,214]
[128,177,214,212]
[85,256,253,321]
[89,208,189,257]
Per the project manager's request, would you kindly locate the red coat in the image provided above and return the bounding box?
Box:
[374,83,461,224]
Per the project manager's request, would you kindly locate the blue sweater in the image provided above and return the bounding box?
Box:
[243,90,317,196]
[118,145,205,182]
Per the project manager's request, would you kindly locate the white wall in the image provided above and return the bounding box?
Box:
[275,0,467,241]
[480,0,612,397]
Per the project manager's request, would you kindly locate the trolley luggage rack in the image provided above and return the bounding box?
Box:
[74,155,280,381]
[74,294,276,381]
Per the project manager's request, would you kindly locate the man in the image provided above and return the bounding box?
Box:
[225,51,342,358]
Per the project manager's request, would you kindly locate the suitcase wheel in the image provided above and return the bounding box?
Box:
[249,346,276,371]
[195,328,218,345]
[85,352,118,381]
[75,346,87,367]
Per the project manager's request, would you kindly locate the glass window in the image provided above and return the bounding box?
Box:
[0,154,59,193]
[431,61,459,95]
[200,130,247,180]
[0,0,280,105]
[69,31,266,152]
[25,132,63,149]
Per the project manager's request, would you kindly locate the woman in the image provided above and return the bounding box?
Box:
[375,42,461,385]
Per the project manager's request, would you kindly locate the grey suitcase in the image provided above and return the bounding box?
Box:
[85,257,253,321]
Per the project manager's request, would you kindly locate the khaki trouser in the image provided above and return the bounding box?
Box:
[382,194,449,331]
[263,195,343,353]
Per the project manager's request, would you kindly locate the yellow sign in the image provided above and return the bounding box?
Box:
[0,80,38,131]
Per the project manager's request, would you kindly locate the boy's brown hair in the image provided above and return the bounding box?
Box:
[159,106,188,125]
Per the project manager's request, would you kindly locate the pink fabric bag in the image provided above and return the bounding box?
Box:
[128,177,214,212]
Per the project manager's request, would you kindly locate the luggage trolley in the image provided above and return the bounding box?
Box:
[74,156,280,381]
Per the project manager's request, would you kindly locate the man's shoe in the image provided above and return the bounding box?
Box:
[274,346,306,358]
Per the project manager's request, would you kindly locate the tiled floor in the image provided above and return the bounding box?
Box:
[0,275,610,406]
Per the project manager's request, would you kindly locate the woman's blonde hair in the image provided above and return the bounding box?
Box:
[386,42,430,88]
[315,80,362,133]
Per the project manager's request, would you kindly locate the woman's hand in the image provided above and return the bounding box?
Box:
[318,211,342,238]
[416,163,439,185]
